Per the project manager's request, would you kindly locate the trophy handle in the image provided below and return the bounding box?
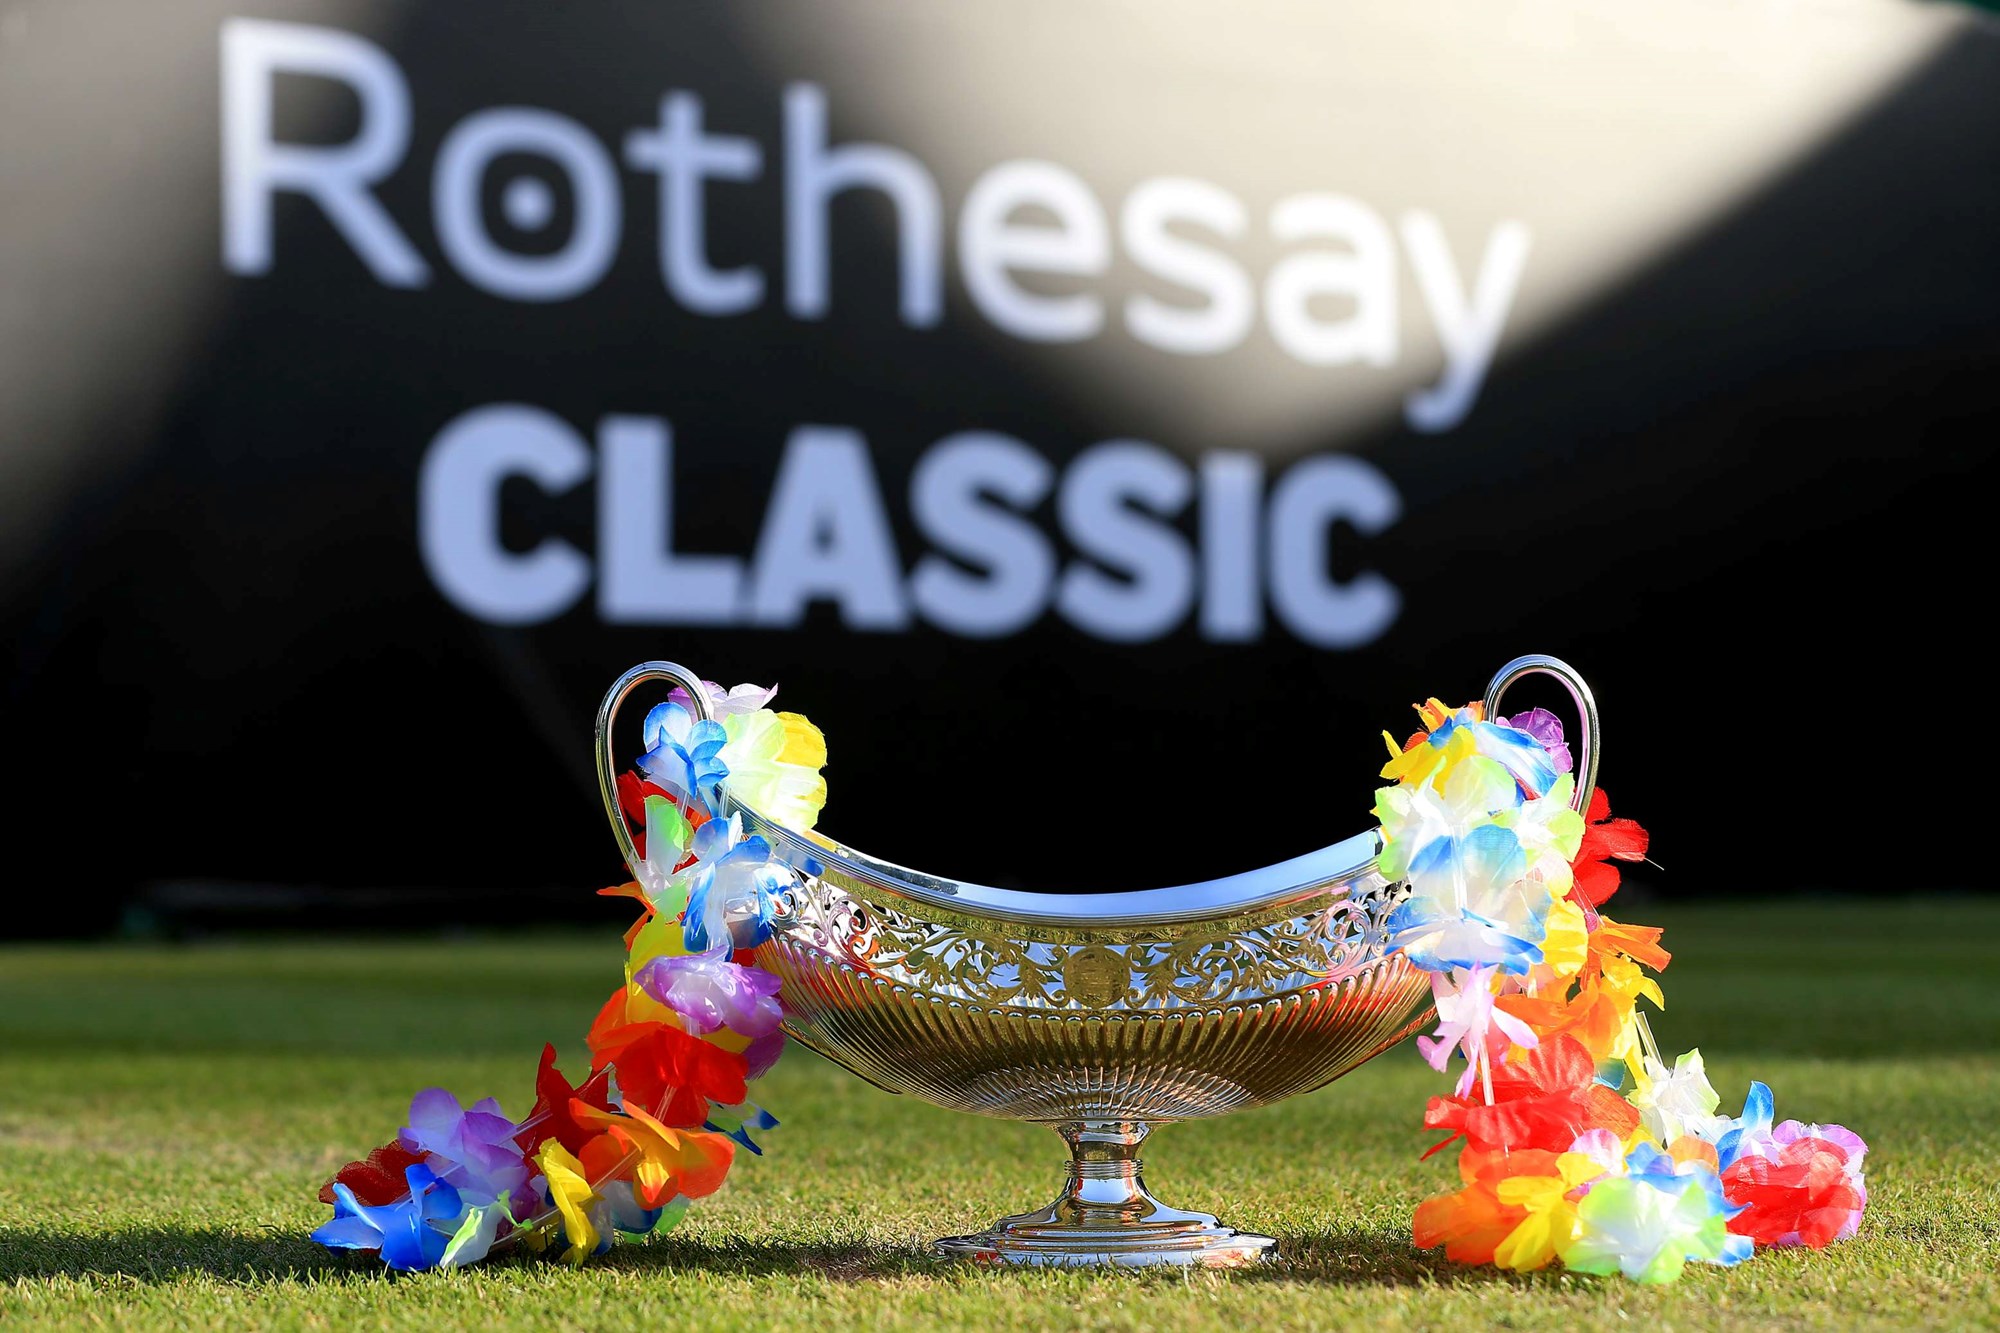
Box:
[595,660,715,880]
[1483,653,1600,815]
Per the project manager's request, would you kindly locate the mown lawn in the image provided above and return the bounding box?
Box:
[2,899,1996,1330]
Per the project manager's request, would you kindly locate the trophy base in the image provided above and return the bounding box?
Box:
[934,1220,1278,1270]
[934,1120,1279,1269]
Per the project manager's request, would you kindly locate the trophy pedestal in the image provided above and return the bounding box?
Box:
[934,1121,1278,1269]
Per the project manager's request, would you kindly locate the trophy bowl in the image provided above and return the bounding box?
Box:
[595,655,1599,1269]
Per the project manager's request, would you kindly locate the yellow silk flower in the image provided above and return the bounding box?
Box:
[1523,898,1591,993]
[1492,1149,1610,1271]
[721,710,828,831]
[1500,916,1667,1067]
[627,906,694,973]
[535,1141,602,1265]
[1380,714,1481,790]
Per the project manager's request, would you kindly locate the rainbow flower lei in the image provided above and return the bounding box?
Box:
[312,681,826,1271]
[1379,699,1869,1282]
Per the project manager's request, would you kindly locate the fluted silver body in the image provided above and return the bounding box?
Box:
[745,833,1432,1124]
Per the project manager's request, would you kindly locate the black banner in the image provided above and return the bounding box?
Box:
[4,1,1995,935]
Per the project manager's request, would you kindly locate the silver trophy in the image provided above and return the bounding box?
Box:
[596,655,1599,1268]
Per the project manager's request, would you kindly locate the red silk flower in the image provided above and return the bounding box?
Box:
[589,1018,748,1127]
[1571,788,1650,909]
[317,1141,427,1206]
[1423,1033,1640,1158]
[516,1043,615,1157]
[1722,1137,1866,1249]
[616,1024,749,1126]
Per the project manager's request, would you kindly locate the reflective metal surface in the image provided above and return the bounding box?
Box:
[594,654,1602,1268]
[933,1121,1277,1269]
[1484,653,1601,816]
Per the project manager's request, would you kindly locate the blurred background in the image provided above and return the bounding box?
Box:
[3,0,1995,939]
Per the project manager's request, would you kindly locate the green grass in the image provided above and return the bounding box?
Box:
[2,899,1997,1330]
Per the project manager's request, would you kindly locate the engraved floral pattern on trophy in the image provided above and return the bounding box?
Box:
[767,871,1408,1011]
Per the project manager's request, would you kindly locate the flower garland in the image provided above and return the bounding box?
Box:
[1379,699,1869,1282]
[312,681,828,1271]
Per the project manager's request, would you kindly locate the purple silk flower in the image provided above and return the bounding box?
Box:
[399,1089,534,1205]
[1501,706,1574,775]
[634,948,785,1038]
